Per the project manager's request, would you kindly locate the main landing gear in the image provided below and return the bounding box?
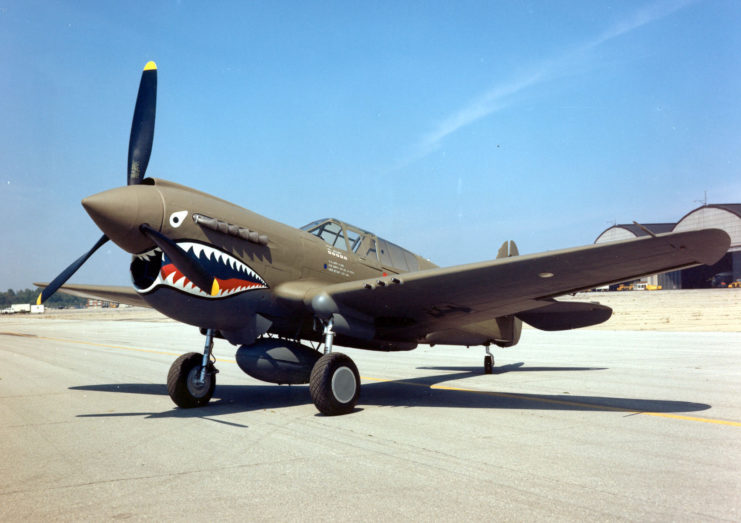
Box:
[484,345,494,374]
[309,318,361,416]
[166,322,361,415]
[167,328,219,408]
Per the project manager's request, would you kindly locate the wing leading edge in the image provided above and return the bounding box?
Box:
[33,283,149,308]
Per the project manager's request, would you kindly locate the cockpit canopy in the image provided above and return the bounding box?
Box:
[301,218,427,272]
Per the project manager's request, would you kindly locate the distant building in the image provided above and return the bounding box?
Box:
[595,204,741,289]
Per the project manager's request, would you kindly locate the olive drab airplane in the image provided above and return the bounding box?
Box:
[36,62,731,415]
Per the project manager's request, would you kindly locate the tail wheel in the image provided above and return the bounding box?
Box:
[309,352,360,415]
[167,352,216,408]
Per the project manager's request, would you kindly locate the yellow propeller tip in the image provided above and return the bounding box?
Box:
[144,61,157,71]
[210,279,220,297]
[36,293,42,306]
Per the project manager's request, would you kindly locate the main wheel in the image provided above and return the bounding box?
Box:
[309,352,360,415]
[484,355,493,374]
[167,352,216,408]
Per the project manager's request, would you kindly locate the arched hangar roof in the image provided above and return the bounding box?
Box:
[674,204,741,252]
[595,223,675,244]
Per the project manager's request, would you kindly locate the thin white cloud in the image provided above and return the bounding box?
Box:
[403,0,696,165]
[587,0,695,49]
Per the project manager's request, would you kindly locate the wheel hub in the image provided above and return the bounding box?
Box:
[186,366,212,399]
[331,366,357,404]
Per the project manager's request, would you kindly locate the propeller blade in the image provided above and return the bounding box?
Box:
[127,61,157,185]
[36,234,110,305]
[139,224,218,296]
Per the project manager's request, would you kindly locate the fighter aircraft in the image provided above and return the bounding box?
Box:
[36,62,731,415]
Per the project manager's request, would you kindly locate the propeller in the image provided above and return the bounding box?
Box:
[128,61,157,185]
[38,61,219,304]
[37,61,158,304]
[140,224,218,296]
[36,234,109,305]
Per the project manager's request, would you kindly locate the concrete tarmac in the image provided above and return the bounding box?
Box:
[1,314,740,520]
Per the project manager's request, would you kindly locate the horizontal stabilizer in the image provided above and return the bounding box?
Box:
[517,300,612,331]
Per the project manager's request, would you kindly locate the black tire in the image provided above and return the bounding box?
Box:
[167,352,216,408]
[309,352,360,415]
[484,355,493,374]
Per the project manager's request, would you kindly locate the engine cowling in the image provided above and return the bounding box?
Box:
[236,338,322,385]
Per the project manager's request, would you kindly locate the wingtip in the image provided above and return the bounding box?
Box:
[698,228,731,265]
[670,228,731,266]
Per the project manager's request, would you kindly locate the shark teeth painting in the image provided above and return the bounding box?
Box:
[132,241,268,298]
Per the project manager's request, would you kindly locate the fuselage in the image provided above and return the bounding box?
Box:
[82,178,435,347]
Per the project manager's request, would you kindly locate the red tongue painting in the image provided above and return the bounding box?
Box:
[217,278,264,291]
[160,263,192,288]
[160,263,260,295]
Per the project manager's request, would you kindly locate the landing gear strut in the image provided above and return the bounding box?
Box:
[309,318,360,415]
[484,345,494,374]
[322,317,336,354]
[167,328,218,408]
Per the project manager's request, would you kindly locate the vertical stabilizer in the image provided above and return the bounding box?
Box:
[496,240,519,259]
[494,239,521,347]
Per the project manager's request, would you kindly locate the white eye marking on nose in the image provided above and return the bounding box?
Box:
[169,210,188,228]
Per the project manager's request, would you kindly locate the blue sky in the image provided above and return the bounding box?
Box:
[1,0,739,290]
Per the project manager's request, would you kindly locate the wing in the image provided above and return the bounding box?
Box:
[279,229,729,344]
[33,283,149,308]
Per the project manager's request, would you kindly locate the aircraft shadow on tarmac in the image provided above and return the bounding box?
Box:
[70,363,710,421]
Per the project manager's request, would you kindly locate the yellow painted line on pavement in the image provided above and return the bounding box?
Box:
[638,412,741,426]
[7,331,740,427]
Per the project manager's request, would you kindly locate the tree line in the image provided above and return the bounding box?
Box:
[1,289,87,308]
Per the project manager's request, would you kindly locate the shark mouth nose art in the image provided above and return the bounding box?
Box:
[131,241,268,298]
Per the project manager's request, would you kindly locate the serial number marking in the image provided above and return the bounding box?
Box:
[327,248,348,261]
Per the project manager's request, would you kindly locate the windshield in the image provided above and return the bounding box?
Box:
[302,218,420,271]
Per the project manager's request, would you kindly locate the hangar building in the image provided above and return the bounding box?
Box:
[595,204,741,289]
